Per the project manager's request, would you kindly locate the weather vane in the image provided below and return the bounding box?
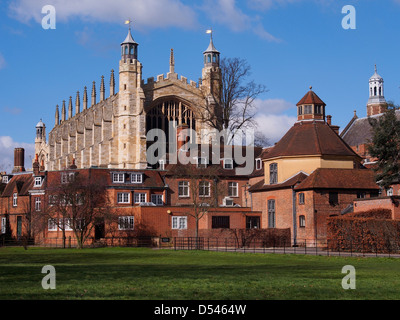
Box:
[125,19,132,30]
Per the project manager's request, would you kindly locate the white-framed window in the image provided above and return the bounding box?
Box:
[131,173,143,184]
[223,159,233,170]
[118,216,134,230]
[223,197,234,207]
[1,217,6,234]
[112,173,125,183]
[13,193,18,207]
[35,197,41,211]
[256,158,262,170]
[134,193,147,204]
[117,192,130,204]
[60,218,73,231]
[172,216,187,230]
[387,188,394,197]
[178,181,190,197]
[34,177,43,187]
[2,176,9,184]
[228,182,238,197]
[197,157,207,168]
[151,194,164,206]
[199,181,210,197]
[48,219,58,231]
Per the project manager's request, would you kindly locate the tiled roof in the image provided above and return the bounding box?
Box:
[1,173,33,197]
[264,121,360,160]
[249,172,308,192]
[341,110,400,147]
[294,168,379,191]
[296,89,326,106]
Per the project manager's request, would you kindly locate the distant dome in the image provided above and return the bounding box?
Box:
[36,119,44,128]
[370,65,383,81]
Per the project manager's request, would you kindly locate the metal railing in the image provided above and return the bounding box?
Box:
[173,237,400,258]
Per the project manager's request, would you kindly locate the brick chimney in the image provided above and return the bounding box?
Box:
[33,154,40,176]
[12,148,25,173]
[326,115,340,135]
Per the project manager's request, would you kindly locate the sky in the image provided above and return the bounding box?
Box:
[1,0,400,172]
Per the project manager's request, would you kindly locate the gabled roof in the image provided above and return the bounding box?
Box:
[1,174,34,197]
[249,172,308,193]
[294,168,379,191]
[341,110,400,147]
[296,89,326,106]
[264,121,360,160]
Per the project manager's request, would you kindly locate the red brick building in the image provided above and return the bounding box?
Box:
[249,88,380,245]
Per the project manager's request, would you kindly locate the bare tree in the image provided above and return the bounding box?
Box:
[200,57,268,144]
[43,171,110,249]
[172,164,225,245]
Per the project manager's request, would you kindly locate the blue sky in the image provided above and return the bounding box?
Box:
[1,0,400,171]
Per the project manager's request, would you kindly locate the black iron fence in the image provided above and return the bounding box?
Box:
[173,237,400,258]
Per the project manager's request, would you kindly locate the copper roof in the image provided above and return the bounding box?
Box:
[264,121,360,160]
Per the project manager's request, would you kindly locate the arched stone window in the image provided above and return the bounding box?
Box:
[146,99,196,160]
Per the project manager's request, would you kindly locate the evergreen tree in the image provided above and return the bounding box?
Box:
[368,102,400,190]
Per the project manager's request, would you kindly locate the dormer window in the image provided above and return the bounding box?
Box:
[131,173,143,184]
[2,176,9,184]
[256,158,262,170]
[223,159,233,170]
[112,173,125,183]
[34,177,43,187]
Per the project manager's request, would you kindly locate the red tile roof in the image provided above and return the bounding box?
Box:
[297,89,326,106]
[294,168,379,191]
[264,121,360,160]
[249,172,308,192]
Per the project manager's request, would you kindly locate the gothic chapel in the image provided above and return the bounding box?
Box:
[34,27,222,170]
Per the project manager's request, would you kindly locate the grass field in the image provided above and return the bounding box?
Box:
[0,247,399,300]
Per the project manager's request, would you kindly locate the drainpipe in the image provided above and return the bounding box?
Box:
[292,186,297,247]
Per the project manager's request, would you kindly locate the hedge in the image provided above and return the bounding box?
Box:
[327,209,400,253]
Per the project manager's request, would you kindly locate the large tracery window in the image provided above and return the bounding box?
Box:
[146,100,196,164]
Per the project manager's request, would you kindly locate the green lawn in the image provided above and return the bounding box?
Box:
[0,247,399,300]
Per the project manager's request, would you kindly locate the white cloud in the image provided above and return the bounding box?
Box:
[255,113,296,145]
[202,0,281,42]
[247,0,302,11]
[0,136,35,173]
[254,98,296,115]
[8,0,198,30]
[253,98,296,144]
